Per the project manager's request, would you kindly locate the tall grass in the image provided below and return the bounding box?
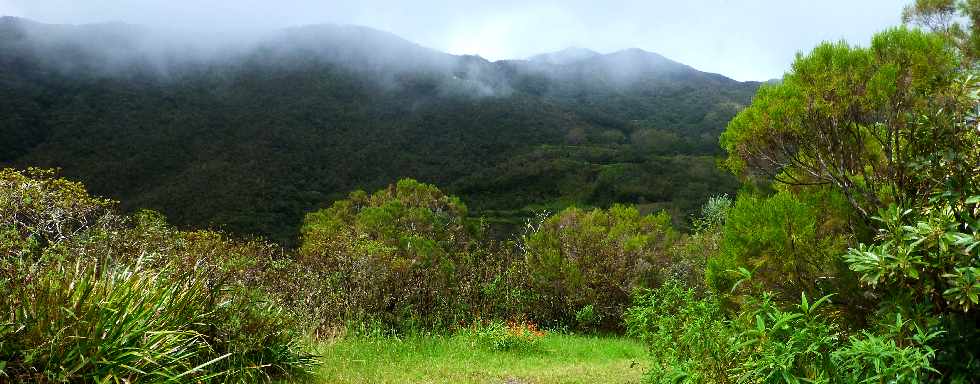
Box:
[5,258,216,382]
[2,250,317,382]
[1,168,317,383]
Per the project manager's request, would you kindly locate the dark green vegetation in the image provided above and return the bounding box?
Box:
[3,1,980,383]
[0,169,317,382]
[0,16,755,244]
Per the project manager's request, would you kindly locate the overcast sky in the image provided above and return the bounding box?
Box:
[0,0,906,81]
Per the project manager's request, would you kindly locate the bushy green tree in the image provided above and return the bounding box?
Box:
[707,189,852,302]
[903,0,980,60]
[298,178,509,330]
[300,178,472,259]
[721,28,969,220]
[519,205,676,330]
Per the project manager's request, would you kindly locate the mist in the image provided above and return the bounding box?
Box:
[1,0,906,81]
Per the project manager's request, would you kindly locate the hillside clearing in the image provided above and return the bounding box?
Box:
[313,334,648,384]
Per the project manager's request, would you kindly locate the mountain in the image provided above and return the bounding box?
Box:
[0,17,759,244]
[528,47,600,65]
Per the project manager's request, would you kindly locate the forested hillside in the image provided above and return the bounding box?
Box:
[3,1,980,382]
[0,16,758,243]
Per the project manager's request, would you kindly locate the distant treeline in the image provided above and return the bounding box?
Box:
[0,17,757,244]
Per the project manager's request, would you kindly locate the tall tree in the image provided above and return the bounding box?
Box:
[903,0,980,60]
[720,28,974,219]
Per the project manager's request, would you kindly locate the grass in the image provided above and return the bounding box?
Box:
[312,333,648,384]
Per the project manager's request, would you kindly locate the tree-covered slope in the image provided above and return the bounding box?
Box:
[0,17,759,243]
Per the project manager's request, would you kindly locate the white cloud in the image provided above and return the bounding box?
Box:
[3,0,907,81]
[0,0,24,17]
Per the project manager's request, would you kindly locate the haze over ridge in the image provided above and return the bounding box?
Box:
[0,0,904,81]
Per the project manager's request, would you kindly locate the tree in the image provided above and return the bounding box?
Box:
[903,0,980,60]
[707,189,852,301]
[721,28,971,220]
[298,178,493,329]
[519,205,676,329]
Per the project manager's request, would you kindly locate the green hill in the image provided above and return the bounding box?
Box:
[0,17,758,243]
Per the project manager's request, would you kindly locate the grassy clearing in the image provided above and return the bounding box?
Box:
[313,334,648,384]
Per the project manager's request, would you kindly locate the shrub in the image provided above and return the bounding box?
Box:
[707,189,852,302]
[0,168,115,253]
[658,195,732,293]
[519,205,676,330]
[625,281,733,384]
[832,329,937,384]
[466,320,546,352]
[842,197,980,380]
[298,178,515,331]
[728,293,938,384]
[0,168,316,382]
[574,304,601,332]
[628,284,943,384]
[730,293,839,383]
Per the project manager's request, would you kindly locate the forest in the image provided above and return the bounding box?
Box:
[1,0,979,383]
[0,17,756,244]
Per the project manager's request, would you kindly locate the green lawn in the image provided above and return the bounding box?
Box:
[312,333,649,384]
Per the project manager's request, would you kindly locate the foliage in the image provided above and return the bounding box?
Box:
[721,27,970,220]
[903,0,980,61]
[707,189,852,302]
[729,293,938,384]
[0,167,115,254]
[0,168,316,382]
[844,201,980,312]
[842,197,980,380]
[655,196,734,293]
[624,281,733,384]
[465,320,547,352]
[626,285,942,384]
[624,6,980,384]
[4,258,219,382]
[832,328,938,384]
[730,293,839,384]
[574,304,602,332]
[692,194,732,232]
[519,205,676,330]
[0,18,755,244]
[297,179,518,331]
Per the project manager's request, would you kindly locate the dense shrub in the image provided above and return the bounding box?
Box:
[657,195,733,292]
[0,168,316,382]
[720,27,966,220]
[635,7,980,383]
[842,198,980,380]
[707,189,854,302]
[626,285,939,384]
[297,178,519,331]
[519,205,676,330]
[730,293,840,383]
[625,281,733,383]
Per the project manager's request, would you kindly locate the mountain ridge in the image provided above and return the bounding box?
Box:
[0,16,745,83]
[0,16,757,243]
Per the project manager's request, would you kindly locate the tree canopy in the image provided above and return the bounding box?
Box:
[721,27,974,219]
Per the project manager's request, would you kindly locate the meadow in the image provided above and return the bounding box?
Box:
[314,333,647,384]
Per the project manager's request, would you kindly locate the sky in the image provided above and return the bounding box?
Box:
[0,0,907,81]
